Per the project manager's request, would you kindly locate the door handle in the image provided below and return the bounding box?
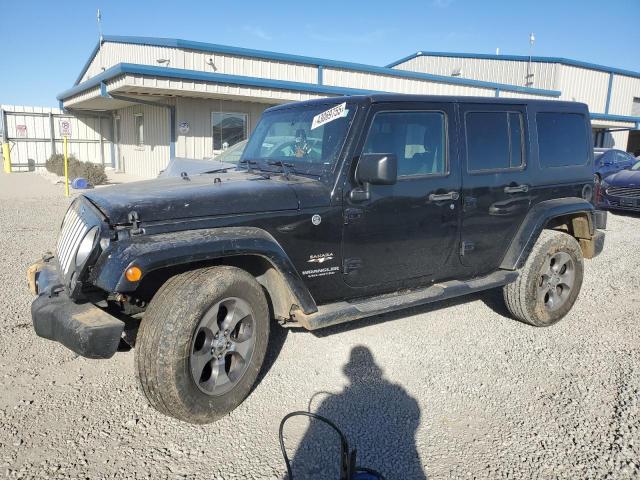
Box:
[504,184,529,194]
[428,191,460,202]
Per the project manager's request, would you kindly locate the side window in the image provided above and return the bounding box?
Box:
[615,152,632,165]
[362,111,446,177]
[465,111,524,172]
[537,113,589,167]
[134,114,144,147]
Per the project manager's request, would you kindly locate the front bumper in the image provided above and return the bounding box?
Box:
[28,256,124,359]
[598,193,640,212]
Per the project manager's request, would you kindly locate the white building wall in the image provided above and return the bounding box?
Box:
[394,55,559,90]
[81,43,317,84]
[609,74,640,116]
[175,98,271,159]
[557,65,610,111]
[115,103,170,177]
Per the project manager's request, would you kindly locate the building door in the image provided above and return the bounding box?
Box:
[341,101,461,288]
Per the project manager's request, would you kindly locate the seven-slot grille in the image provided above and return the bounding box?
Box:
[606,186,640,198]
[56,205,89,275]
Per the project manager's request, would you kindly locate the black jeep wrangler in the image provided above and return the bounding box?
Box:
[28,94,606,424]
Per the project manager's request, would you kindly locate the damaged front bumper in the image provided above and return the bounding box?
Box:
[28,256,124,359]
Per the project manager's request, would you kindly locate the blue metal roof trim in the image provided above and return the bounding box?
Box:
[74,41,102,85]
[590,113,640,123]
[386,51,640,79]
[71,35,561,97]
[58,63,384,101]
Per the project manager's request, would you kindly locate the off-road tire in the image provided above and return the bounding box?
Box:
[135,266,270,424]
[503,230,584,327]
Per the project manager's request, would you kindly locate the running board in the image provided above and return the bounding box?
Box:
[291,270,518,331]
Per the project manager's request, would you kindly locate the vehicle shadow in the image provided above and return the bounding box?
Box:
[306,287,512,338]
[286,346,427,479]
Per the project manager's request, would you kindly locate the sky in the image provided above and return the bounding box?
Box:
[0,0,638,107]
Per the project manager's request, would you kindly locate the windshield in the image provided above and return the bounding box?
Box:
[241,102,357,175]
[632,160,640,171]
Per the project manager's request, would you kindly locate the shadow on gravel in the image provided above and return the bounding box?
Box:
[256,321,289,386]
[307,288,512,338]
[287,346,426,479]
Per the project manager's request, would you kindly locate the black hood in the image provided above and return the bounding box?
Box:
[82,170,315,225]
[605,169,640,188]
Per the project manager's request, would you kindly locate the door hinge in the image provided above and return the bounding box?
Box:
[460,241,475,256]
[344,208,363,224]
[343,258,362,274]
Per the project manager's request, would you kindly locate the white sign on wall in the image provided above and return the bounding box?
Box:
[16,125,27,137]
[59,119,72,137]
[178,121,190,134]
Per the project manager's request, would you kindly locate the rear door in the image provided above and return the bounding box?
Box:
[341,101,461,288]
[459,104,530,276]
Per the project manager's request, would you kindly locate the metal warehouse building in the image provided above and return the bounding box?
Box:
[3,35,639,177]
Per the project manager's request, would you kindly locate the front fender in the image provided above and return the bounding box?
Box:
[91,226,317,314]
[500,198,596,270]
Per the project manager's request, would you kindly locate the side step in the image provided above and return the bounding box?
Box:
[291,270,518,331]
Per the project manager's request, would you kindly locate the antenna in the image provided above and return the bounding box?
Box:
[97,9,104,71]
[526,32,535,86]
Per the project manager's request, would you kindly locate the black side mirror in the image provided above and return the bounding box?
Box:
[356,153,398,185]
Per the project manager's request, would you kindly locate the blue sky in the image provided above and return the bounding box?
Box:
[1,0,638,107]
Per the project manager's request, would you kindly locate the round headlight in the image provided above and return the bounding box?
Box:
[75,226,99,267]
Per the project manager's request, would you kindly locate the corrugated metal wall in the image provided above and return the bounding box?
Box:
[1,105,112,171]
[82,43,317,84]
[115,102,170,177]
[393,56,559,91]
[609,74,640,116]
[557,65,609,111]
[323,68,495,96]
[175,98,271,159]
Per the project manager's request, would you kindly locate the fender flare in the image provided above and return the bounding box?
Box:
[500,198,595,270]
[92,226,317,314]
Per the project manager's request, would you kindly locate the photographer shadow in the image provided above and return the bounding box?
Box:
[288,346,427,479]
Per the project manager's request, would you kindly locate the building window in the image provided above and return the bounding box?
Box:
[212,112,248,151]
[465,111,524,172]
[134,114,144,147]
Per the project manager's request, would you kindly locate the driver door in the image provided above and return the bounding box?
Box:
[341,102,461,288]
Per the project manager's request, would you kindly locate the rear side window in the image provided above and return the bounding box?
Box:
[537,113,589,167]
[465,111,524,172]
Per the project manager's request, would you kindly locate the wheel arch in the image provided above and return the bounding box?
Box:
[92,226,317,317]
[500,198,597,270]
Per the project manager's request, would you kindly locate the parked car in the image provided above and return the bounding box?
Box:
[158,139,248,178]
[593,148,636,184]
[28,94,606,424]
[597,159,640,212]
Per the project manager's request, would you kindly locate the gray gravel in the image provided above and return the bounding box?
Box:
[0,171,639,479]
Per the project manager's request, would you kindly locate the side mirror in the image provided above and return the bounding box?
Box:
[356,153,398,185]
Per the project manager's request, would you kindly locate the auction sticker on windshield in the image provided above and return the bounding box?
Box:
[311,102,347,130]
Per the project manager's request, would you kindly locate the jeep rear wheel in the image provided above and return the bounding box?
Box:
[135,266,270,424]
[503,230,584,327]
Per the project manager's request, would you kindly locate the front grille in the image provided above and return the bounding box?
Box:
[606,186,640,198]
[56,205,89,275]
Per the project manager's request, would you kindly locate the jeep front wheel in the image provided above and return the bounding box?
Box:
[135,266,270,424]
[503,230,584,327]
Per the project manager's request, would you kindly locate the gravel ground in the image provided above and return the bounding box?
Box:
[0,171,639,479]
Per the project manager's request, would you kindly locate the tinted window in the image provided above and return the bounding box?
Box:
[615,152,633,165]
[363,111,446,177]
[466,112,524,172]
[537,113,588,167]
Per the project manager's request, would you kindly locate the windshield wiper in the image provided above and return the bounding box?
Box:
[267,160,295,179]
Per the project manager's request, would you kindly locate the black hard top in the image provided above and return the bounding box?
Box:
[267,94,587,113]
